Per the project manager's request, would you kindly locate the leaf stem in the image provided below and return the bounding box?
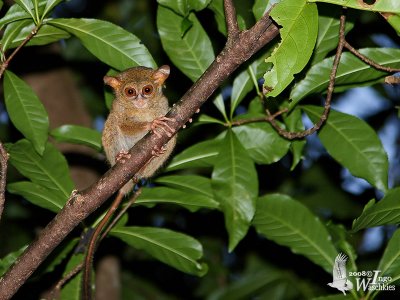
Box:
[82,190,126,300]
[0,24,41,79]
[33,0,40,25]
[248,65,260,95]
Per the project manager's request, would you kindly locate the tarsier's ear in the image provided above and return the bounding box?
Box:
[153,65,170,85]
[103,75,121,90]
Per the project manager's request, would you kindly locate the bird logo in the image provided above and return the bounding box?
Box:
[328,253,353,295]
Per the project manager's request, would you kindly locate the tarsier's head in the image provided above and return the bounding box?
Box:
[104,65,170,109]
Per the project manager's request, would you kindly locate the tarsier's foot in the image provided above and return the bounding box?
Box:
[151,145,167,157]
[116,150,131,163]
[151,116,176,138]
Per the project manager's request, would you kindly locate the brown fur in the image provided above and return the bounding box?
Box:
[102,65,176,194]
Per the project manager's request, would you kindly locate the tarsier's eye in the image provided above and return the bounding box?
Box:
[142,85,154,95]
[124,87,137,97]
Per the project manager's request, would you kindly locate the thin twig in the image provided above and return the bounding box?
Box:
[227,108,288,127]
[101,188,142,240]
[82,190,126,300]
[344,40,400,73]
[0,142,9,222]
[48,262,83,300]
[0,26,40,79]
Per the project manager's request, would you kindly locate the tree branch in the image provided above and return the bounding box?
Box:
[0,5,279,300]
[0,142,9,222]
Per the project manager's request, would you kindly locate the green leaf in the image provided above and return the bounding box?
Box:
[4,22,70,50]
[378,228,400,279]
[110,226,208,276]
[197,114,225,125]
[41,239,78,274]
[13,0,35,20]
[1,19,32,51]
[136,187,219,211]
[326,223,357,272]
[0,4,31,30]
[284,108,306,170]
[252,0,273,21]
[308,0,400,13]
[213,93,228,121]
[157,6,214,81]
[233,1,255,30]
[296,165,362,220]
[209,267,283,300]
[263,0,318,97]
[290,48,400,107]
[248,97,264,114]
[167,138,220,170]
[0,245,28,277]
[4,71,49,155]
[230,56,266,118]
[42,0,65,19]
[211,130,258,251]
[311,5,354,64]
[352,188,400,231]
[7,181,64,212]
[208,0,226,35]
[385,13,400,35]
[50,125,102,151]
[304,105,388,192]
[230,70,255,118]
[232,122,290,165]
[253,194,337,273]
[32,0,40,22]
[48,18,156,70]
[8,139,74,201]
[157,0,211,16]
[60,253,84,300]
[180,16,193,36]
[155,174,214,199]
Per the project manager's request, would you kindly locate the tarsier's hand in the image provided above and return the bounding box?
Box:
[150,116,176,138]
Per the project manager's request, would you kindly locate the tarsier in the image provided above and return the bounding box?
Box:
[83,65,176,300]
[102,64,177,193]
